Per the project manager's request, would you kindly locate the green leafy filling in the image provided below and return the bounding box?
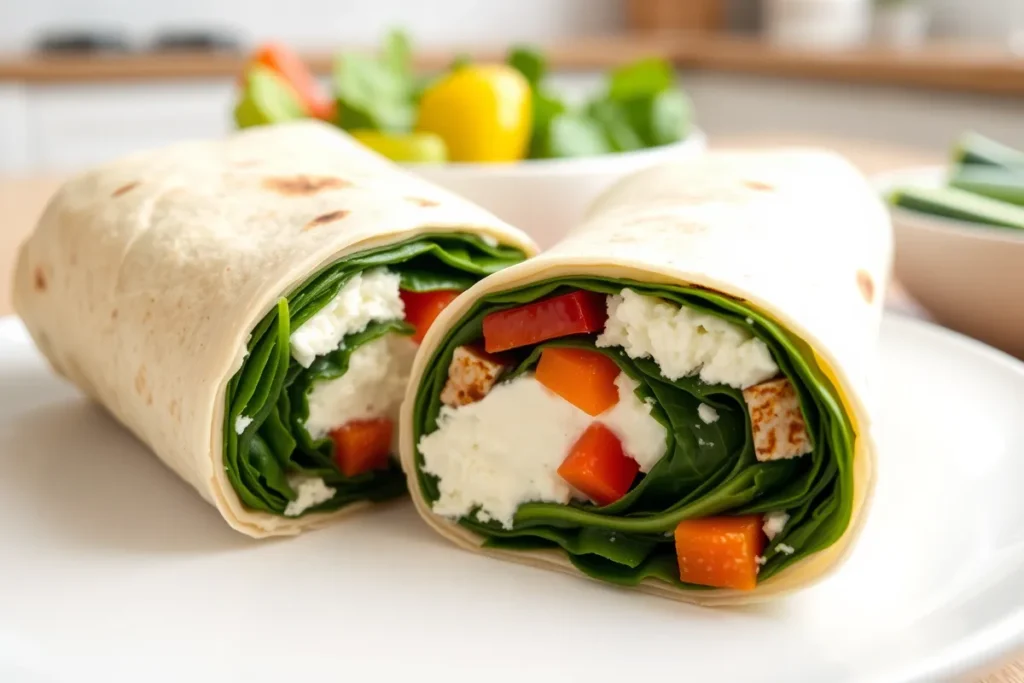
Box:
[412,278,855,588]
[224,233,526,517]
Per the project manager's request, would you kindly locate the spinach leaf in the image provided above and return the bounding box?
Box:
[223,234,527,517]
[411,276,856,588]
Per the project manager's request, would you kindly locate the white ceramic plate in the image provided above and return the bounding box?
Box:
[872,166,1024,359]
[1,313,1023,683]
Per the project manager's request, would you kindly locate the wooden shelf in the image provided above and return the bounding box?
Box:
[1,34,1023,96]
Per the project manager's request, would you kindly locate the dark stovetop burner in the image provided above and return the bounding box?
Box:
[35,30,132,54]
[33,27,241,55]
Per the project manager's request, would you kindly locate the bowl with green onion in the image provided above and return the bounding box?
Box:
[874,132,1024,357]
[233,31,707,248]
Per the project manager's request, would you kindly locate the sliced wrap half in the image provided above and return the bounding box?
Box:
[401,150,891,605]
[13,121,537,538]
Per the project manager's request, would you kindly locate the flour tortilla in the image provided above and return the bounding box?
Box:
[401,149,892,605]
[13,120,538,538]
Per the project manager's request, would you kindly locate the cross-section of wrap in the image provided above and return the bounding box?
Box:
[402,150,891,605]
[13,121,537,538]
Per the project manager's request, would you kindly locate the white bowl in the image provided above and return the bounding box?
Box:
[873,165,1024,358]
[404,130,707,249]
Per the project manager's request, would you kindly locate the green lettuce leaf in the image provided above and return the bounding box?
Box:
[411,277,855,588]
[224,234,526,517]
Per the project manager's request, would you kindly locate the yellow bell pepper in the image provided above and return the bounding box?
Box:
[415,64,532,163]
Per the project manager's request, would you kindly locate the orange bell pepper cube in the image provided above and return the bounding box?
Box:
[674,516,765,591]
[536,347,620,416]
[400,289,461,344]
[249,42,333,120]
[557,423,638,506]
[329,418,393,477]
[482,290,607,353]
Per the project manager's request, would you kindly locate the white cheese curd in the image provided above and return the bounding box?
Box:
[283,475,336,517]
[304,334,418,443]
[697,403,720,424]
[289,268,404,368]
[234,415,253,434]
[600,373,668,473]
[597,288,778,389]
[420,375,592,529]
[420,372,668,529]
[763,511,790,540]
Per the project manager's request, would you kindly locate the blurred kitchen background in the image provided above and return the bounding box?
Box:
[1,0,1023,174]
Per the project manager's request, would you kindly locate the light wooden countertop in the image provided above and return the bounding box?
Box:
[0,135,1021,681]
[2,34,1023,96]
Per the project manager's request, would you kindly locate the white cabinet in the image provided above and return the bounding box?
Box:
[0,84,30,173]
[2,79,236,174]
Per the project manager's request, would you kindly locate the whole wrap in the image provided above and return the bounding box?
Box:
[401,149,891,605]
[13,121,538,538]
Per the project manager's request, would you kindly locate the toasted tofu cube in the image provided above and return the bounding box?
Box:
[742,378,812,462]
[440,345,508,407]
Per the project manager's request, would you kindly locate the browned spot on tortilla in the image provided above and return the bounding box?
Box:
[112,181,139,197]
[69,252,78,266]
[146,392,153,406]
[303,210,350,231]
[135,366,147,395]
[744,180,775,192]
[857,270,874,304]
[405,196,439,208]
[111,308,119,321]
[169,400,180,422]
[143,310,152,323]
[262,175,351,196]
[33,266,47,292]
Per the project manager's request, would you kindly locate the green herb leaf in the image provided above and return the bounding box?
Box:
[587,99,644,152]
[544,112,612,158]
[384,28,412,80]
[648,89,692,146]
[507,45,546,87]
[608,57,675,101]
[234,66,307,129]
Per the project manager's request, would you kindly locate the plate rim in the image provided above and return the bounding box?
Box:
[2,311,1024,683]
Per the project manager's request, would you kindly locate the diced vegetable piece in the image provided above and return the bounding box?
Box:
[949,166,1024,207]
[441,344,509,407]
[401,289,460,343]
[350,129,448,163]
[482,290,607,353]
[558,423,638,506]
[743,378,812,462]
[249,42,331,118]
[330,418,393,477]
[674,516,765,591]
[536,347,620,416]
[889,185,1024,230]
